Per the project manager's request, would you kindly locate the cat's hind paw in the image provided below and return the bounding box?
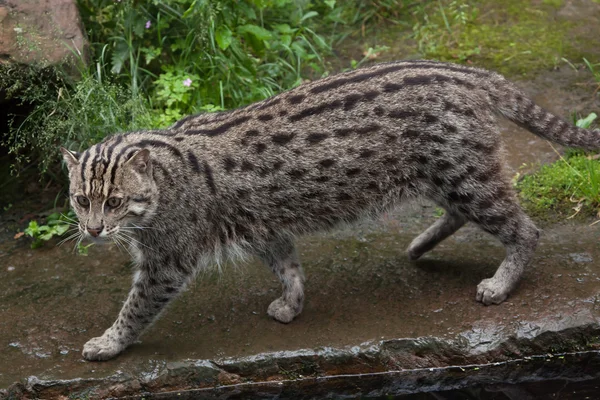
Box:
[476,278,509,305]
[82,335,125,361]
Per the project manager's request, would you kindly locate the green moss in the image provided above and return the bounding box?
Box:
[516,154,600,219]
[414,0,580,76]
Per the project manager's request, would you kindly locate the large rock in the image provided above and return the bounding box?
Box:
[0,0,87,66]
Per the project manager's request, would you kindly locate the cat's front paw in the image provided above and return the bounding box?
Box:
[267,297,301,323]
[476,278,509,305]
[82,334,125,361]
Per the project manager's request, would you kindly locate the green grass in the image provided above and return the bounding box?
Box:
[516,113,600,220]
[1,63,154,176]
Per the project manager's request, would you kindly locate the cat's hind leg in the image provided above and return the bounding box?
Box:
[444,180,540,305]
[256,235,304,323]
[470,204,539,305]
[407,210,467,260]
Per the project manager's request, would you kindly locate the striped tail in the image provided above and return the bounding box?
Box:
[492,78,600,151]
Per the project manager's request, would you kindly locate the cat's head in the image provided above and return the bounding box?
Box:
[60,144,159,241]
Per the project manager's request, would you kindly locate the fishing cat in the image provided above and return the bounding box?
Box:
[61,60,600,361]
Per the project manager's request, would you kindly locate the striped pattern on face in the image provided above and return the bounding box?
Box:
[65,137,159,238]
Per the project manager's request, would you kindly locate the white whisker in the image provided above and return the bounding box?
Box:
[113,235,133,258]
[73,234,84,254]
[57,231,81,247]
[118,231,152,251]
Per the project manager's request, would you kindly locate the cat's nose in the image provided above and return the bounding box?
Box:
[87,226,103,237]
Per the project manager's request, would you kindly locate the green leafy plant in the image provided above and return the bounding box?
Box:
[24,211,76,249]
[77,0,333,126]
[3,1,339,177]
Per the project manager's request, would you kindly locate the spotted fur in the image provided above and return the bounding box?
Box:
[61,60,600,361]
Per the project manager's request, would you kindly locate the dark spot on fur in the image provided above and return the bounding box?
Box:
[315,176,330,183]
[268,185,281,193]
[436,160,453,171]
[334,128,353,137]
[258,114,274,122]
[388,110,418,119]
[203,161,217,194]
[356,124,380,134]
[366,181,379,191]
[273,161,284,170]
[288,169,306,179]
[343,93,363,110]
[383,82,403,92]
[288,99,343,122]
[364,90,379,101]
[255,143,267,153]
[346,168,361,176]
[279,110,288,116]
[373,106,385,116]
[186,116,251,136]
[223,157,237,172]
[236,189,249,199]
[442,123,457,133]
[241,161,254,171]
[174,137,184,142]
[272,133,295,145]
[306,133,328,144]
[384,156,399,164]
[404,129,420,138]
[424,114,438,124]
[359,149,376,158]
[288,94,305,104]
[187,151,202,173]
[257,97,281,110]
[246,130,259,137]
[430,135,447,144]
[319,159,336,168]
[337,192,352,201]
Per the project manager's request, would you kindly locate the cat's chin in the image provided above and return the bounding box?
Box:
[85,236,110,245]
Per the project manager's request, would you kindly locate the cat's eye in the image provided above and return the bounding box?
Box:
[107,197,122,208]
[76,196,90,207]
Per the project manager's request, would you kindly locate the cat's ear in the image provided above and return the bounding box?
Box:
[60,147,80,171]
[126,148,151,175]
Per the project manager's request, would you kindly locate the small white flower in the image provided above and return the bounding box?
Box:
[182,78,192,87]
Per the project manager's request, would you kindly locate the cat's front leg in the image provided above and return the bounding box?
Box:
[82,259,191,361]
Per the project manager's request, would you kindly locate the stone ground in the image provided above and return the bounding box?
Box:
[1,65,600,399]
